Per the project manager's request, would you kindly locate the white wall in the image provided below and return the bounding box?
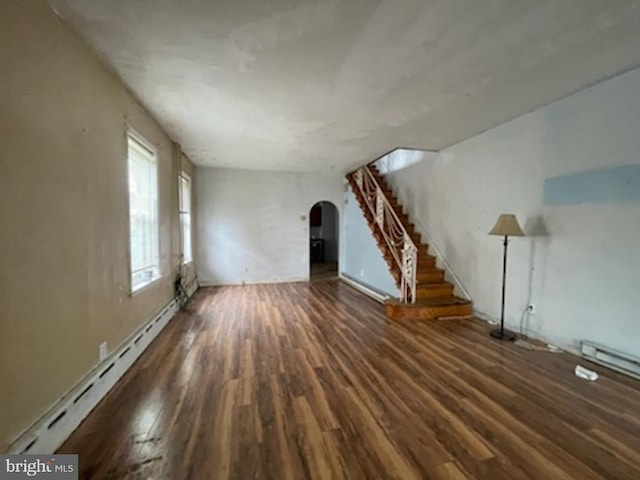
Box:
[385,66,640,357]
[196,167,344,285]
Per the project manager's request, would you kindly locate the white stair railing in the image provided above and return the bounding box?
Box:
[353,166,417,303]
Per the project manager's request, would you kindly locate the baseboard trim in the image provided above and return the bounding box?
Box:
[339,274,390,303]
[199,277,308,287]
[580,341,640,381]
[9,284,199,455]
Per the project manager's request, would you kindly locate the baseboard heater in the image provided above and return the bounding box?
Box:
[339,274,390,303]
[9,279,199,455]
[580,341,640,380]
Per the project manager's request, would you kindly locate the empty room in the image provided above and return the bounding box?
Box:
[2,1,640,479]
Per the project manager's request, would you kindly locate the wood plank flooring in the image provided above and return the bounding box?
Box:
[58,280,640,479]
[310,262,338,281]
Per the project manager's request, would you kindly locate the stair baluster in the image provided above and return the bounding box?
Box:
[351,165,417,303]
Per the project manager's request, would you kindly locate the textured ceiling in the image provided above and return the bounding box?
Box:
[51,0,640,172]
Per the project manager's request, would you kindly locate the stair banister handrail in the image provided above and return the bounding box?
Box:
[353,166,417,303]
[372,155,472,302]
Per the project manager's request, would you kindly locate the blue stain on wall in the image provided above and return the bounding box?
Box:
[543,164,640,205]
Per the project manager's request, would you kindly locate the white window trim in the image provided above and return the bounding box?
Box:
[126,126,162,294]
[179,172,193,266]
[130,275,162,296]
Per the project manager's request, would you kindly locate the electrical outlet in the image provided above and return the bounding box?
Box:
[99,342,108,362]
[528,304,536,314]
[360,269,365,277]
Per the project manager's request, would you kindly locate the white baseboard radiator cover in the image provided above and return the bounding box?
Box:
[340,274,390,303]
[9,280,199,455]
[580,341,640,380]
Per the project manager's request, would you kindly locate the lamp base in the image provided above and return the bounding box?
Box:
[490,328,516,341]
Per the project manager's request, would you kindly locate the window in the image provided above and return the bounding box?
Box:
[127,131,160,292]
[179,173,192,264]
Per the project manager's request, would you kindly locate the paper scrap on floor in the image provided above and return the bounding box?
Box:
[575,365,599,381]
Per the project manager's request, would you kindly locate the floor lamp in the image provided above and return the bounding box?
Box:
[488,214,525,340]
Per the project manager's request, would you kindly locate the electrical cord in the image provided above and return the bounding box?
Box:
[520,305,533,339]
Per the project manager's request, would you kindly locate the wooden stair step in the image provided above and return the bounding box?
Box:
[416,244,430,255]
[386,198,402,209]
[417,255,435,267]
[416,268,444,283]
[384,296,473,321]
[392,266,442,284]
[415,282,454,299]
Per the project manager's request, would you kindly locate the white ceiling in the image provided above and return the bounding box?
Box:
[51,0,640,173]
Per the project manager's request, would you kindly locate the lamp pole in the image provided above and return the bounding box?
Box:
[488,214,524,340]
[491,234,515,340]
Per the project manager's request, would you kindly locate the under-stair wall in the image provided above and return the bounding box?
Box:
[341,189,400,297]
[344,164,473,320]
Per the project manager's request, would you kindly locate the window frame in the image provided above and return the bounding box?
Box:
[179,172,193,265]
[126,127,161,294]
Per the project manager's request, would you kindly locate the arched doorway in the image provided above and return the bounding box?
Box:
[309,201,339,281]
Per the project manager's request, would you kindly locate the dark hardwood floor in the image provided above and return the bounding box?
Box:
[58,280,640,479]
[310,262,338,281]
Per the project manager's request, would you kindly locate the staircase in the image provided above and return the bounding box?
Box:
[347,164,473,320]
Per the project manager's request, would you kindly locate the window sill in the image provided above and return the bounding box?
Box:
[130,275,162,296]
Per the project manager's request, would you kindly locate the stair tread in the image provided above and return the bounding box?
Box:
[387,296,471,307]
[417,275,444,281]
[417,267,443,273]
[416,282,451,289]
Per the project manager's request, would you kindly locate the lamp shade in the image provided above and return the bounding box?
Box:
[489,214,525,236]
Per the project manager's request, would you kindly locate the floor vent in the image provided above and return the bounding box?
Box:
[9,279,199,455]
[580,341,640,380]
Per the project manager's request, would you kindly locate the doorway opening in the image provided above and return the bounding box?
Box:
[309,201,339,281]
